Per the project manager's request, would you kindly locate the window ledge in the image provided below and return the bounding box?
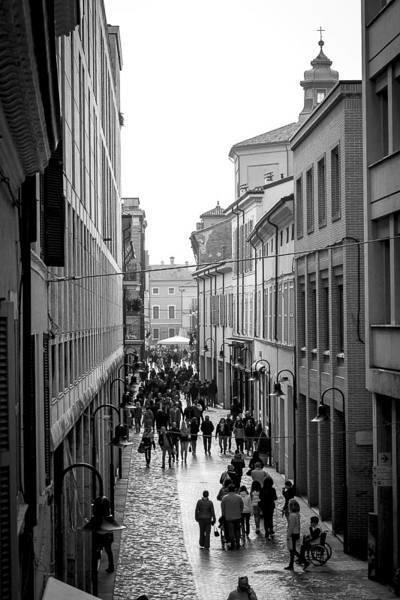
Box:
[370,323,400,329]
[323,350,330,356]
[311,348,318,354]
[301,346,306,352]
[367,147,400,169]
[336,352,345,359]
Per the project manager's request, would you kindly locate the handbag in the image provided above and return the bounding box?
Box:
[214,527,220,537]
[137,441,145,454]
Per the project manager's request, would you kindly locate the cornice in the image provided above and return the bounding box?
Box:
[54,0,80,37]
[0,0,51,177]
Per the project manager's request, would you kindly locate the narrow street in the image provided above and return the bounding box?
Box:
[105,406,396,600]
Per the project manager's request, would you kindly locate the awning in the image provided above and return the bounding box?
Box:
[43,577,100,600]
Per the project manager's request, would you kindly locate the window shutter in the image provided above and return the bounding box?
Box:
[0,302,18,600]
[43,142,65,266]
[43,334,51,484]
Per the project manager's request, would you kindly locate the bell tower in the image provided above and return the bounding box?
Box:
[299,29,339,122]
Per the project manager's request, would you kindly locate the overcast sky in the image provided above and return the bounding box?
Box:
[104,0,362,264]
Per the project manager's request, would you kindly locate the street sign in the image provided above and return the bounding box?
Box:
[372,465,392,487]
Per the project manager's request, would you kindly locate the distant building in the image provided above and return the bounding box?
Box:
[190,203,233,403]
[361,0,400,583]
[122,197,147,359]
[146,257,197,348]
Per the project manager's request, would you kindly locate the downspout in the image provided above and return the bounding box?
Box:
[232,205,240,334]
[249,237,258,337]
[255,231,265,338]
[266,214,279,342]
[215,268,225,403]
[237,204,246,334]
[196,275,200,374]
[341,236,363,344]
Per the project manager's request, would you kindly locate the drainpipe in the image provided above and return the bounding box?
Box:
[215,267,225,404]
[341,236,363,344]
[237,204,246,335]
[249,238,258,338]
[266,214,279,342]
[255,231,265,338]
[232,205,240,334]
[196,276,200,374]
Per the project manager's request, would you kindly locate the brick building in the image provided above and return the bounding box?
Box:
[291,79,372,559]
[122,197,147,359]
[361,0,400,582]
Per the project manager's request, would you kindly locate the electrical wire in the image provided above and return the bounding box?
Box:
[47,234,400,283]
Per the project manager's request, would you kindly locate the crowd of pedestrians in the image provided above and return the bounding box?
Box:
[128,356,321,594]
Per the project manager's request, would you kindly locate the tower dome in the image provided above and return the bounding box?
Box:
[299,35,339,121]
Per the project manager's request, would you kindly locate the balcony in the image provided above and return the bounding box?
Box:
[369,151,400,219]
[370,324,400,371]
[367,0,400,77]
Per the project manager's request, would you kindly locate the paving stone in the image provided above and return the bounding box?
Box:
[105,404,396,600]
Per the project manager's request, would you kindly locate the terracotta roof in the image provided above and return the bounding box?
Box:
[200,201,225,219]
[230,122,299,154]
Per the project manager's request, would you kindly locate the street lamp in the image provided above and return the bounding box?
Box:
[55,462,125,596]
[310,386,347,552]
[92,403,133,514]
[272,369,297,485]
[311,386,344,423]
[250,359,272,463]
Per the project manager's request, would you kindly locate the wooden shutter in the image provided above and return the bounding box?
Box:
[0,302,18,600]
[43,142,65,266]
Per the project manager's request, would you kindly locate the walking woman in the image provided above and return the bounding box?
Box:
[284,499,301,570]
[259,476,277,539]
[250,481,262,534]
[233,418,245,453]
[180,420,190,463]
[141,426,156,467]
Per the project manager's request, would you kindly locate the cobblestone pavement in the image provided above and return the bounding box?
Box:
[111,405,396,600]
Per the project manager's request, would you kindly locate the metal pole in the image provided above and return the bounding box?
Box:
[58,463,104,596]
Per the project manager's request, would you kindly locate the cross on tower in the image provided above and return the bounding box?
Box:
[316,26,325,42]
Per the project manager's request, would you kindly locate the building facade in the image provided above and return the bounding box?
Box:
[0,2,79,599]
[146,258,197,347]
[191,204,233,405]
[248,182,296,477]
[361,0,400,582]
[46,4,124,596]
[291,80,372,559]
[122,197,147,359]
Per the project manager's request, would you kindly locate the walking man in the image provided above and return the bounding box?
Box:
[221,484,244,550]
[201,415,214,455]
[195,490,216,549]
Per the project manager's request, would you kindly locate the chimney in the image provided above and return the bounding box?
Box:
[169,256,175,265]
